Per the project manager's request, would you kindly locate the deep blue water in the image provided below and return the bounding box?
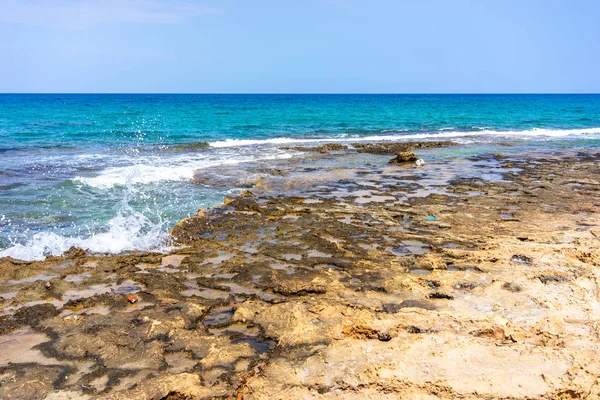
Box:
[1,94,599,260]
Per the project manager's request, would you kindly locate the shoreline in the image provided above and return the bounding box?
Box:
[1,146,600,399]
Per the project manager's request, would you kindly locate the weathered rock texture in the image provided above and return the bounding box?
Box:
[1,150,599,399]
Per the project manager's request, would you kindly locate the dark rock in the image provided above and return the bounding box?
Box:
[279,143,348,153]
[353,141,458,155]
[427,292,454,300]
[502,282,523,292]
[511,255,533,266]
[169,142,210,151]
[62,247,87,259]
[405,325,437,334]
[14,303,60,327]
[389,152,418,164]
[538,274,569,284]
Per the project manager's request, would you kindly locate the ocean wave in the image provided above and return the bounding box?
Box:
[208,127,600,148]
[0,203,170,262]
[73,153,294,189]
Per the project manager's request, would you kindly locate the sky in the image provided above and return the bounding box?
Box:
[0,0,598,93]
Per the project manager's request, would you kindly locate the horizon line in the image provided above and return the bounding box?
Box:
[1,92,600,96]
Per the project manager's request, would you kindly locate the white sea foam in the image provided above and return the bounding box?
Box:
[73,152,294,189]
[0,202,171,262]
[208,127,600,148]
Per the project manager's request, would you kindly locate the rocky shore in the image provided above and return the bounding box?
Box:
[1,146,599,399]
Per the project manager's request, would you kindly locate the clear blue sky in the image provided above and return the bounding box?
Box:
[0,0,598,93]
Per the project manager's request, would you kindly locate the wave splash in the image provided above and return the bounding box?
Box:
[0,197,171,262]
[208,127,600,148]
[73,153,294,189]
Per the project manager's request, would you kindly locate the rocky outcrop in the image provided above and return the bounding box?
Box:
[279,143,348,153]
[389,151,418,163]
[353,140,458,154]
[2,151,600,399]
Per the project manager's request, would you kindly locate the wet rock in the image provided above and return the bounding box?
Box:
[62,246,88,259]
[0,315,21,335]
[169,141,210,151]
[279,143,348,153]
[14,303,60,327]
[353,141,459,155]
[2,150,600,399]
[427,292,454,300]
[389,152,418,164]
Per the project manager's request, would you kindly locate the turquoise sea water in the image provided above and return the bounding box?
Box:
[1,94,600,260]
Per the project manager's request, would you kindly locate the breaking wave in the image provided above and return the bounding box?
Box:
[208,127,600,148]
[0,201,171,262]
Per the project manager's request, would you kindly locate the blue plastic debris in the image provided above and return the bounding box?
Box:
[426,215,436,221]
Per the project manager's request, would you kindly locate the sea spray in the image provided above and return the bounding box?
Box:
[0,188,173,261]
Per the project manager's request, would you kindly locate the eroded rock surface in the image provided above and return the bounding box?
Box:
[1,149,600,399]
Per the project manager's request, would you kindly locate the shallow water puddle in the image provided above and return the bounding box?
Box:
[211,273,238,279]
[358,243,379,250]
[232,336,275,353]
[387,240,430,256]
[303,198,322,204]
[239,242,259,254]
[336,215,354,224]
[282,253,302,261]
[0,328,56,366]
[409,268,432,275]
[307,250,333,258]
[181,281,229,299]
[314,264,341,271]
[269,262,295,274]
[354,194,396,204]
[202,251,234,265]
[282,214,299,222]
[209,322,259,337]
[161,254,188,267]
[181,281,202,297]
[90,375,110,392]
[3,299,65,315]
[0,291,18,299]
[442,243,461,249]
[60,305,111,317]
[8,274,58,285]
[165,353,197,374]
[64,272,91,283]
[223,283,279,301]
[83,261,98,268]
[62,280,142,302]
[111,371,154,392]
[203,307,234,327]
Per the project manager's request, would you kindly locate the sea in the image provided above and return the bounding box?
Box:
[1,94,599,261]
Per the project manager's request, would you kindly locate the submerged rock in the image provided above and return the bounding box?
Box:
[169,141,210,151]
[353,141,458,155]
[279,143,348,153]
[389,151,418,164]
